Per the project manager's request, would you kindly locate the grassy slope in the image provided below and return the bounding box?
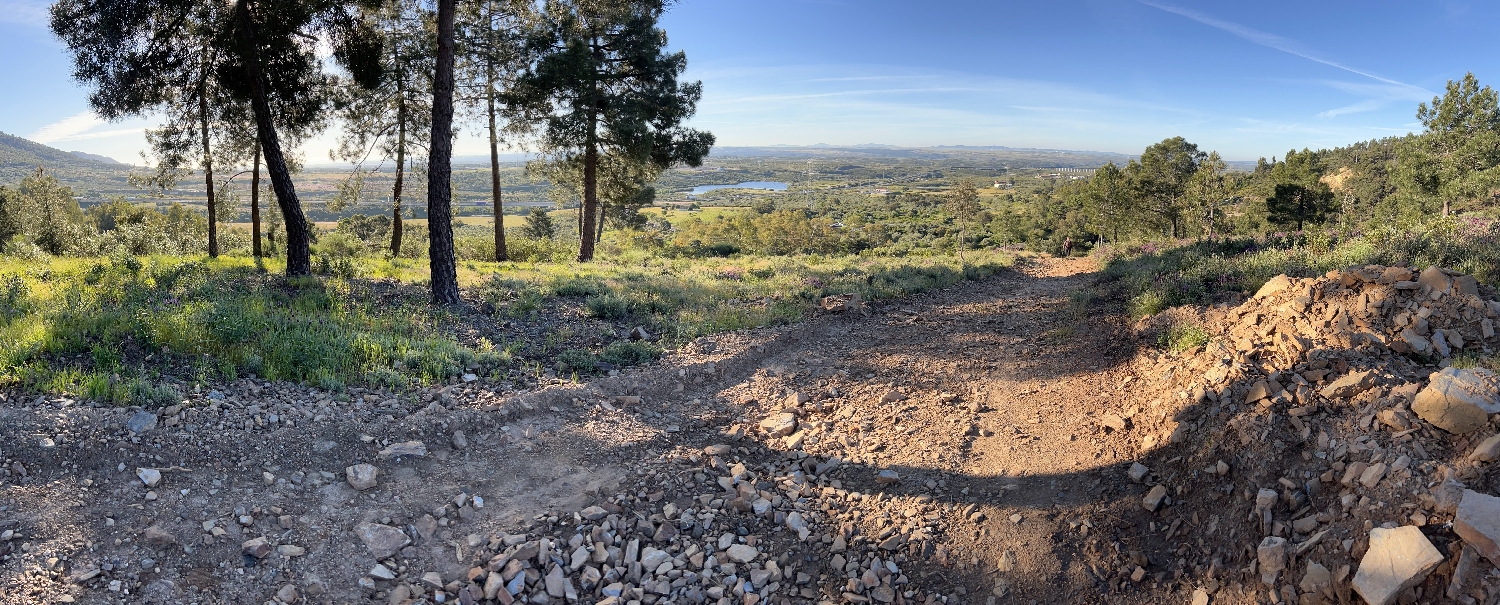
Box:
[0,247,1015,404]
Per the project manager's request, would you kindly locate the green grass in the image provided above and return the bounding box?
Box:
[0,246,1016,400]
[0,254,509,402]
[1158,322,1212,353]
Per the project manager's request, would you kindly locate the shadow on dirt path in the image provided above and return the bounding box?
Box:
[0,255,1356,605]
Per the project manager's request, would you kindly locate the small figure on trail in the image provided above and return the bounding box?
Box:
[1062,236,1074,257]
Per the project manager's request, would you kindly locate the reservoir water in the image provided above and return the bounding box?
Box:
[689,181,788,195]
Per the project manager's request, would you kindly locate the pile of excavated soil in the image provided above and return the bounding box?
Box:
[1117,264,1500,605]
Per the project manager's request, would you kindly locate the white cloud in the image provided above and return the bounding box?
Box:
[1317,99,1388,119]
[29,111,105,143]
[28,111,143,145]
[0,0,49,26]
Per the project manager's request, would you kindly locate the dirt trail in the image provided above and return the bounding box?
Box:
[0,257,1214,605]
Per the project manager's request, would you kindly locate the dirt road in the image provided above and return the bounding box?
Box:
[0,258,1234,604]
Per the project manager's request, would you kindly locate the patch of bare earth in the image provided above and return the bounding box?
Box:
[3,257,1497,605]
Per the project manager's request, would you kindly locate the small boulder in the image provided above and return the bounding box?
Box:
[1411,367,1500,434]
[1352,526,1444,605]
[1257,536,1287,585]
[1469,434,1500,463]
[354,523,411,560]
[1417,266,1452,293]
[1319,370,1375,400]
[820,293,863,313]
[345,464,379,491]
[725,544,759,563]
[136,468,162,487]
[759,412,798,437]
[875,469,901,484]
[1299,561,1331,594]
[1142,484,1168,511]
[242,537,272,559]
[1454,489,1500,566]
[126,411,158,434]
[142,525,177,547]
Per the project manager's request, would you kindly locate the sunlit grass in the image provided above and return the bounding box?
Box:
[0,245,1015,403]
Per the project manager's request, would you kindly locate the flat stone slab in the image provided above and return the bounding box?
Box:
[1352,526,1444,605]
[355,522,411,560]
[1455,489,1500,566]
[1412,368,1500,434]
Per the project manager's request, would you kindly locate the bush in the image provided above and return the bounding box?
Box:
[556,348,597,373]
[0,273,27,321]
[315,232,367,258]
[1159,322,1211,353]
[585,293,629,319]
[129,380,182,408]
[601,340,662,366]
[554,277,607,297]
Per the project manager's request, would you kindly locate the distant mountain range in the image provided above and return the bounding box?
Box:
[709,144,1258,171]
[0,131,133,195]
[69,150,125,165]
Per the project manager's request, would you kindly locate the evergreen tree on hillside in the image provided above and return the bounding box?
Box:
[1396,73,1500,218]
[332,0,434,257]
[427,0,461,304]
[1263,149,1336,231]
[459,0,529,262]
[1077,162,1131,243]
[51,0,385,275]
[1,168,90,255]
[505,0,714,262]
[1127,137,1203,238]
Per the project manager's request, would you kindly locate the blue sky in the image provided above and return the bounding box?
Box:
[1,0,1494,163]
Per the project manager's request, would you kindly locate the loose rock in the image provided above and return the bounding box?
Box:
[1351,526,1444,605]
[345,463,379,491]
[1411,367,1500,434]
[1454,489,1500,566]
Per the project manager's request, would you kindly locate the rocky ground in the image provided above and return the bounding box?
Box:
[0,257,1498,605]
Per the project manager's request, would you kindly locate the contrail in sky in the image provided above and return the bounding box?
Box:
[1138,1,1430,96]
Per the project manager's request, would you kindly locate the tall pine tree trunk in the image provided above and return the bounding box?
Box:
[391,89,406,257]
[577,39,600,263]
[595,203,604,243]
[579,143,599,261]
[426,0,460,304]
[236,0,311,276]
[251,142,262,258]
[487,59,506,262]
[198,73,218,258]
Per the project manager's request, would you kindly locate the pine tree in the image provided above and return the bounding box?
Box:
[1397,73,1500,218]
[427,0,461,304]
[332,0,433,257]
[51,0,384,275]
[505,0,713,262]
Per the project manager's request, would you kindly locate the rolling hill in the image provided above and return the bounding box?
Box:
[0,131,134,198]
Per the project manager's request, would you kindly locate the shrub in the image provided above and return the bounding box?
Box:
[315,232,367,258]
[554,277,607,297]
[129,380,182,408]
[585,293,629,319]
[556,348,597,372]
[1159,322,1211,353]
[601,340,662,366]
[0,273,27,321]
